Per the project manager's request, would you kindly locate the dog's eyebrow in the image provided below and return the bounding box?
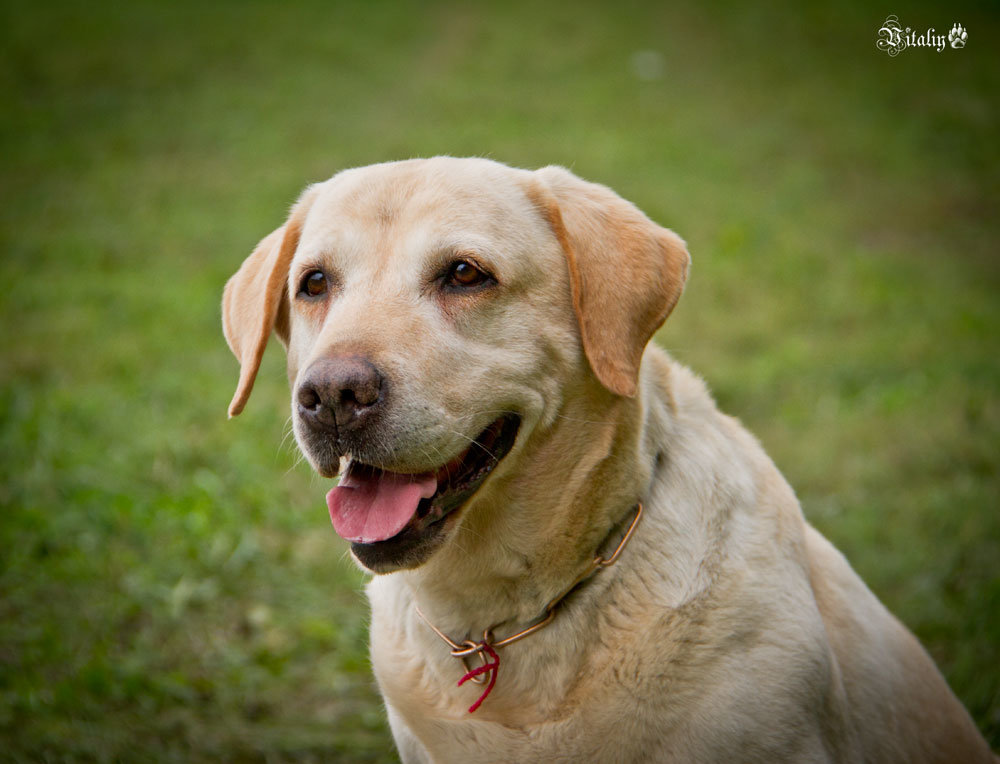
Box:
[291,258,339,282]
[425,231,497,254]
[295,226,369,264]
[422,235,504,270]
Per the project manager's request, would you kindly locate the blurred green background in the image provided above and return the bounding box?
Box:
[1,0,997,760]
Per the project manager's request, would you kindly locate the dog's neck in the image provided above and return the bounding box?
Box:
[400,372,661,640]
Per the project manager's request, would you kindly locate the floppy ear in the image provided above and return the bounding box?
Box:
[531,166,690,397]
[222,188,317,417]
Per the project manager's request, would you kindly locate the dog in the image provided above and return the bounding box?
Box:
[222,157,995,762]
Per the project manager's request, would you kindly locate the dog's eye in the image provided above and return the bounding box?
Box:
[299,270,328,298]
[446,260,490,289]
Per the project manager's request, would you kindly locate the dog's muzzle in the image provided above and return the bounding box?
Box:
[295,355,521,572]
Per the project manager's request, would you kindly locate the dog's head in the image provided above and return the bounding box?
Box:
[223,158,688,573]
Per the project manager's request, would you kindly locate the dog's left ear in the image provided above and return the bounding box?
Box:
[530,166,690,397]
[222,187,318,417]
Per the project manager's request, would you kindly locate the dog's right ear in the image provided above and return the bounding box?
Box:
[222,187,317,418]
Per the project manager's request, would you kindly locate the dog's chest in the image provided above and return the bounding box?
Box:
[379,661,662,763]
[369,593,685,761]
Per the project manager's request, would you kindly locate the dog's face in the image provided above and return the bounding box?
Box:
[223,158,688,573]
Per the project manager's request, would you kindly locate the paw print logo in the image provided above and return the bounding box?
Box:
[948,23,968,49]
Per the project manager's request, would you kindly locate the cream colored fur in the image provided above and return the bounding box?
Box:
[223,157,995,763]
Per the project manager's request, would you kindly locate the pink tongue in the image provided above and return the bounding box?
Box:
[327,469,438,544]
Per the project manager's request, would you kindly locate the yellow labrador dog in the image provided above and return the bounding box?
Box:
[223,157,994,763]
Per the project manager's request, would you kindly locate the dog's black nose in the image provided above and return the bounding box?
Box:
[297,357,384,433]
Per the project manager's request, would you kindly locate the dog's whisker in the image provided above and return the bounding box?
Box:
[456,523,487,544]
[549,414,608,425]
[438,427,499,461]
[456,408,607,427]
[453,408,520,420]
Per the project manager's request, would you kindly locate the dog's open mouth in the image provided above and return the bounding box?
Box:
[325,414,520,569]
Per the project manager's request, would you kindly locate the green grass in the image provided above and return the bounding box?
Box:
[1,1,997,760]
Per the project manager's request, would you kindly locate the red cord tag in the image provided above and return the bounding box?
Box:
[457,641,499,713]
